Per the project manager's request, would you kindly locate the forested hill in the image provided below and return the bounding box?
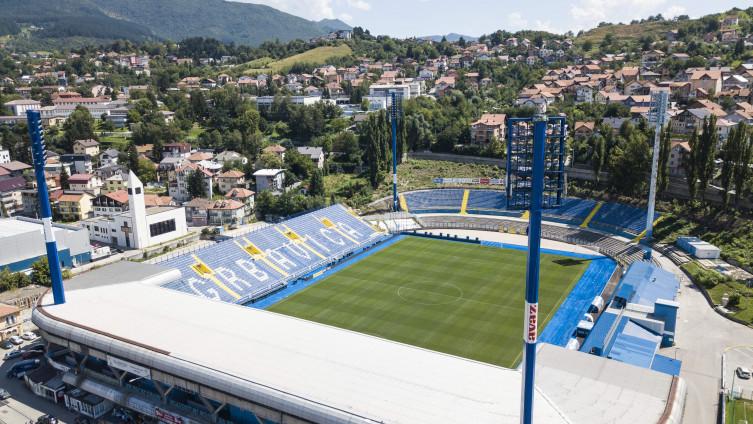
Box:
[0,0,350,48]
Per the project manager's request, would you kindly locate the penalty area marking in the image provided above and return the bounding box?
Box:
[397,281,464,306]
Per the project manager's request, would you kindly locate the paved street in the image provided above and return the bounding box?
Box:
[657,255,753,424]
[0,338,76,424]
[725,346,753,399]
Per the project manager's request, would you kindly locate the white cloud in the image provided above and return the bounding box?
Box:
[346,0,371,11]
[339,12,354,22]
[664,4,686,18]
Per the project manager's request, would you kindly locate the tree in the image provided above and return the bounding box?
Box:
[127,142,139,172]
[59,166,70,190]
[609,132,651,196]
[733,123,753,206]
[697,116,718,200]
[137,158,157,183]
[187,169,207,198]
[308,169,325,197]
[657,125,671,193]
[720,124,741,206]
[62,106,95,152]
[590,134,606,183]
[685,130,699,199]
[31,258,51,287]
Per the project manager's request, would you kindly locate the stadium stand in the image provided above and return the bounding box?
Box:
[588,202,660,235]
[400,189,656,236]
[413,215,646,265]
[159,204,387,304]
[403,189,464,213]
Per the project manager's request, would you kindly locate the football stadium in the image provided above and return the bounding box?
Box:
[31,192,687,424]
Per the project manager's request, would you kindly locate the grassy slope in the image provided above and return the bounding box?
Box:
[577,21,678,46]
[269,237,588,367]
[374,159,505,199]
[233,45,352,75]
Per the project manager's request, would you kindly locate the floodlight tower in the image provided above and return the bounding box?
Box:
[507,114,566,424]
[26,110,66,305]
[389,91,403,212]
[643,88,669,257]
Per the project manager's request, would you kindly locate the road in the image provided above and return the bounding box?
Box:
[656,254,753,424]
[0,339,76,424]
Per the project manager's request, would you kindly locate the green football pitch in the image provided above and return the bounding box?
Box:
[268,236,589,368]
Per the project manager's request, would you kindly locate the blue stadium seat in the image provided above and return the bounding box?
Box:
[160,204,383,303]
[590,202,659,234]
[543,198,597,223]
[404,189,464,212]
[466,190,507,210]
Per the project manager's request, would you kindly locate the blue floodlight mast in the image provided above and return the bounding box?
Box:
[390,91,400,212]
[520,115,548,424]
[26,110,66,305]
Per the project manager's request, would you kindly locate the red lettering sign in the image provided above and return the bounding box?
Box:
[526,303,538,343]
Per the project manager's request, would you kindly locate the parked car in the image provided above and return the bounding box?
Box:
[3,350,23,360]
[737,367,752,379]
[21,332,37,341]
[37,415,57,424]
[0,340,13,350]
[8,336,23,345]
[0,388,10,400]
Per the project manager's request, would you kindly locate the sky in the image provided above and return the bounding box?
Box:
[232,0,751,38]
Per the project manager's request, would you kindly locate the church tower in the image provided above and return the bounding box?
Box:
[127,171,148,248]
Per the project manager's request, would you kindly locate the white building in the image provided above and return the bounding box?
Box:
[3,99,40,116]
[255,96,328,108]
[253,169,285,192]
[169,163,213,203]
[81,172,187,249]
[0,149,9,164]
[368,84,412,101]
[296,147,325,169]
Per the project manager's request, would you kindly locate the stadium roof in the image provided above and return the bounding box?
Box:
[33,261,683,424]
[615,262,679,307]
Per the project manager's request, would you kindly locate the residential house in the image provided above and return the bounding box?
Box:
[671,108,714,134]
[207,199,246,226]
[470,114,506,144]
[99,148,120,167]
[0,161,32,178]
[91,190,129,217]
[162,143,192,159]
[573,122,595,140]
[184,198,212,226]
[0,177,26,217]
[170,163,213,202]
[57,192,93,221]
[262,145,286,161]
[669,141,690,176]
[641,50,665,69]
[102,174,128,193]
[216,170,246,193]
[253,169,285,192]
[214,151,247,165]
[225,188,255,218]
[73,139,100,157]
[296,147,325,169]
[68,174,103,195]
[0,303,22,340]
[0,149,9,165]
[59,154,93,174]
[689,70,723,96]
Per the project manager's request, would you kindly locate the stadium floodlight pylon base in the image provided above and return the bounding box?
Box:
[507,114,565,424]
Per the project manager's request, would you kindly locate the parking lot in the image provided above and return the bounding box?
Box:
[0,336,76,424]
[726,346,753,399]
